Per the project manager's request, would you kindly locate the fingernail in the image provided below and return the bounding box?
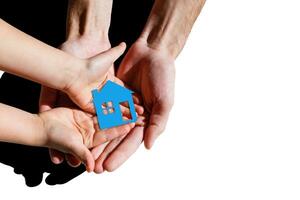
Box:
[119,42,126,48]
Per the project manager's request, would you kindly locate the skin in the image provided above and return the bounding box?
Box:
[0,18,139,171]
[42,0,206,173]
[0,19,128,113]
[103,0,207,172]
[0,103,134,172]
[39,0,145,168]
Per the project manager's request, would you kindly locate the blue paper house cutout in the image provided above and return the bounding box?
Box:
[92,80,137,130]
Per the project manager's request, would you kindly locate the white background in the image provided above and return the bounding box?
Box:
[1,0,300,199]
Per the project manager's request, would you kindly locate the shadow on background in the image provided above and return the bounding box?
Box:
[0,0,153,186]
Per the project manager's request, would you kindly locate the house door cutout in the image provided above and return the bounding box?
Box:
[119,101,132,121]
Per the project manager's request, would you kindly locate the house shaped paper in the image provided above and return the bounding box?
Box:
[92,80,137,130]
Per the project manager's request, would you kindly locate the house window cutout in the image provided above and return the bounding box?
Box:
[102,109,108,115]
[108,108,115,113]
[102,101,114,115]
[119,101,132,121]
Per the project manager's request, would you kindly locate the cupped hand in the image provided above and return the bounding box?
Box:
[39,107,135,172]
[117,38,175,149]
[39,39,144,169]
[39,39,114,167]
[93,39,175,173]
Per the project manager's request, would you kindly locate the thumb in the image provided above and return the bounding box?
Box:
[69,143,95,172]
[88,42,126,79]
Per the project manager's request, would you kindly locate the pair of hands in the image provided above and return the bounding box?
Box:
[40,37,175,173]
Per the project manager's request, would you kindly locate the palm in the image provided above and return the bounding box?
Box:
[40,107,110,172]
[39,39,125,167]
[93,40,176,173]
[41,108,95,151]
[117,40,175,148]
[42,107,130,149]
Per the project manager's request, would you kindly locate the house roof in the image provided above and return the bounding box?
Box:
[93,80,133,100]
[102,80,133,93]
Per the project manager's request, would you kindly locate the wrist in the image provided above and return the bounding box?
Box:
[65,32,110,47]
[139,29,180,60]
[140,0,205,59]
[136,37,176,60]
[32,113,48,147]
[63,35,111,54]
[60,57,87,94]
[66,0,112,42]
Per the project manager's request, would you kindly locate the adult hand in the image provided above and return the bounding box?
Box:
[118,39,175,149]
[85,0,205,173]
[93,38,175,173]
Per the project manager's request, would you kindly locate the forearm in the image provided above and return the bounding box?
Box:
[66,0,112,45]
[140,0,206,58]
[0,19,83,90]
[0,103,46,147]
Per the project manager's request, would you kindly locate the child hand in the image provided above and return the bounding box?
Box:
[40,73,145,168]
[62,42,127,113]
[38,107,135,172]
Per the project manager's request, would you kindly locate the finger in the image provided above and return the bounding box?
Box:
[94,135,126,174]
[49,149,64,164]
[89,42,126,80]
[113,76,124,86]
[93,122,135,146]
[109,66,115,75]
[132,93,143,105]
[65,154,82,168]
[99,42,126,62]
[69,143,95,172]
[39,86,58,112]
[91,142,109,160]
[120,102,143,116]
[144,103,171,149]
[91,142,109,173]
[103,126,144,172]
[135,115,147,127]
[134,104,144,115]
[116,49,135,82]
[120,105,133,119]
[81,101,96,114]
